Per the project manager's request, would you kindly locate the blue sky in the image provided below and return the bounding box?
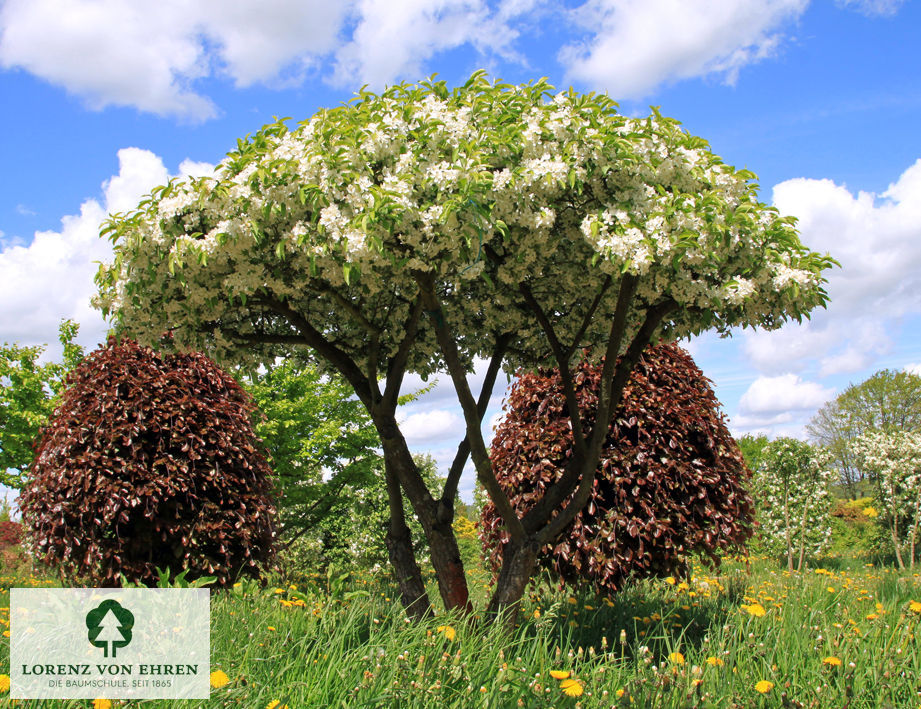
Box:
[1,0,920,502]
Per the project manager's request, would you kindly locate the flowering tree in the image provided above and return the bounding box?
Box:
[808,369,921,499]
[752,438,835,571]
[95,73,835,620]
[851,430,921,569]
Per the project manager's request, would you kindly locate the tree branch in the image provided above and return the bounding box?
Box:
[518,283,588,461]
[565,274,613,359]
[520,274,638,534]
[535,297,678,545]
[312,281,382,336]
[381,295,425,410]
[415,274,526,541]
[253,296,374,409]
[439,334,511,518]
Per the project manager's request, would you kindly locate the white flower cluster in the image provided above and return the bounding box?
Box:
[94,74,834,376]
[752,438,836,562]
[850,429,921,556]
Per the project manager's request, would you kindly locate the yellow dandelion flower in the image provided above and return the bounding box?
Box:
[93,699,112,709]
[745,603,766,617]
[754,680,774,694]
[692,678,703,687]
[0,674,10,692]
[615,688,626,698]
[862,506,878,518]
[706,656,724,667]
[560,679,584,697]
[436,625,456,641]
[567,596,578,605]
[822,656,842,667]
[2,630,8,637]
[908,600,921,614]
[866,613,878,620]
[827,586,836,593]
[273,588,285,594]
[266,701,289,709]
[533,609,541,619]
[210,670,231,689]
[668,652,685,665]
[549,670,571,680]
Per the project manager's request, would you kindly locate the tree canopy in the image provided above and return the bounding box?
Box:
[96,73,833,376]
[808,369,921,498]
[0,319,84,487]
[94,73,836,618]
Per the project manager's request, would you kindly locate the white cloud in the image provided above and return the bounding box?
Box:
[744,159,921,376]
[558,0,808,99]
[398,409,464,443]
[0,147,212,357]
[0,0,529,119]
[836,0,906,16]
[906,363,921,377]
[330,0,524,89]
[739,374,835,415]
[0,0,348,120]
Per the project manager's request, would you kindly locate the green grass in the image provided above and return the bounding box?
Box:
[1,552,920,708]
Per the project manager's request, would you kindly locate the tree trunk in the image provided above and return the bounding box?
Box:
[375,412,472,614]
[486,539,539,625]
[796,497,810,572]
[383,461,431,620]
[783,482,794,572]
[888,479,905,570]
[429,519,473,613]
[909,487,921,569]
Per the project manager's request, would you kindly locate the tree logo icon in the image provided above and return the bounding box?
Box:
[86,599,135,658]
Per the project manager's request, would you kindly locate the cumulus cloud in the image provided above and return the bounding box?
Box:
[0,0,347,120]
[330,0,524,89]
[558,0,808,99]
[0,0,532,119]
[0,148,212,356]
[739,374,835,415]
[398,410,465,443]
[744,159,921,376]
[906,363,921,377]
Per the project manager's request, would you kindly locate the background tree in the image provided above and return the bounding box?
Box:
[808,369,921,499]
[95,73,835,621]
[850,430,921,569]
[752,438,835,571]
[481,343,754,594]
[236,359,382,556]
[736,434,769,476]
[19,338,277,587]
[0,319,84,487]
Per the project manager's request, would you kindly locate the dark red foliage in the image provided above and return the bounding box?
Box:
[481,343,754,594]
[0,520,23,548]
[19,337,277,587]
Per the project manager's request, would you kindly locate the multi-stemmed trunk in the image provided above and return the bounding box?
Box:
[374,411,473,615]
[256,274,676,625]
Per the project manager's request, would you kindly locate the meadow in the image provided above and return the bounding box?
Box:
[1,548,919,709]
